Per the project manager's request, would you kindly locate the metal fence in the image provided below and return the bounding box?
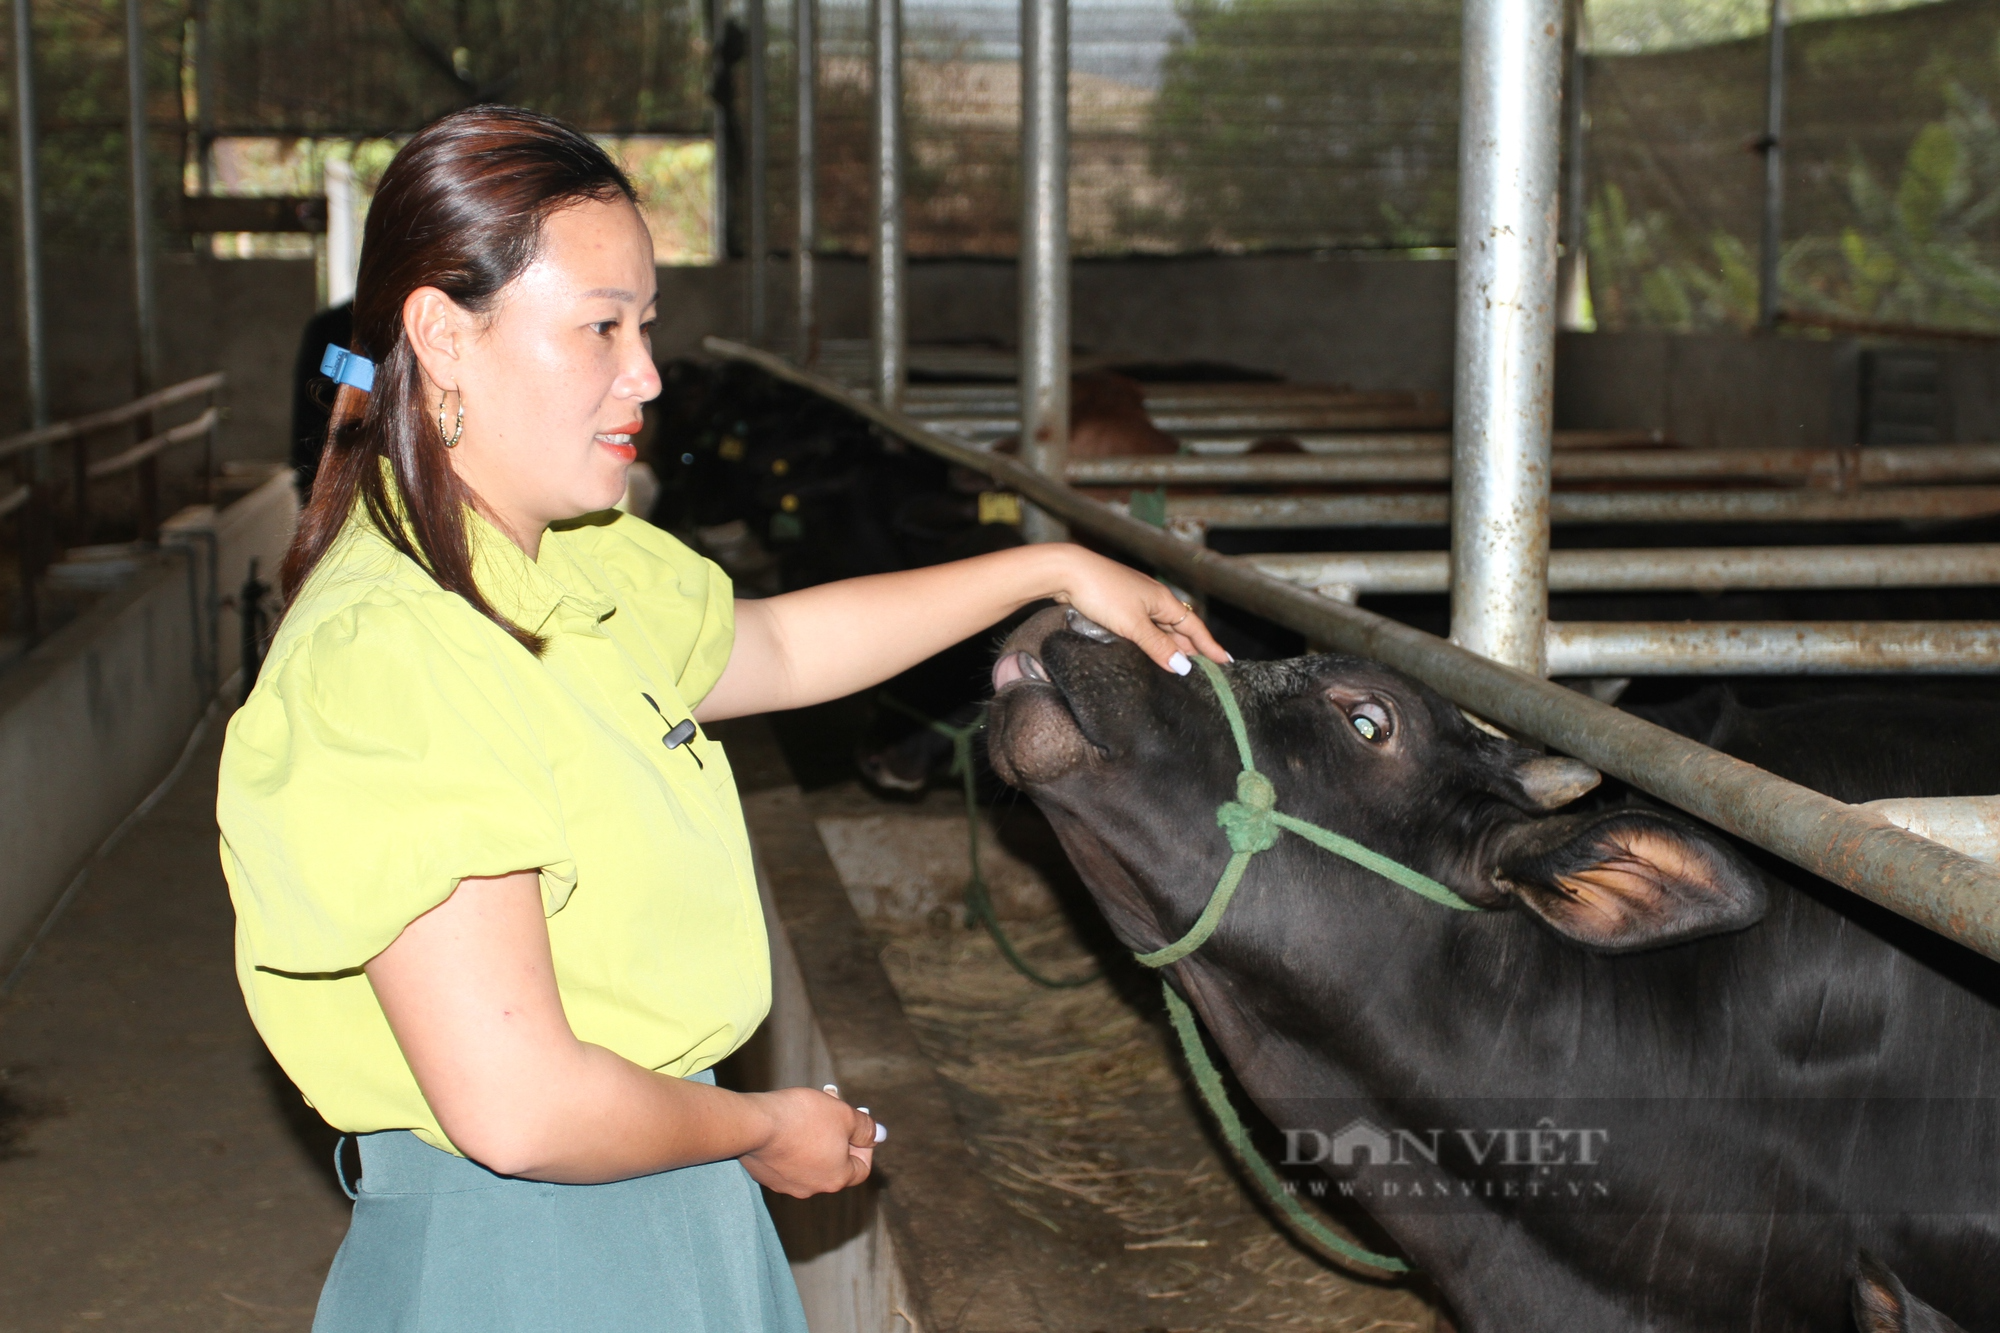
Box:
[701,0,2000,971]
[708,335,2000,966]
[0,372,225,637]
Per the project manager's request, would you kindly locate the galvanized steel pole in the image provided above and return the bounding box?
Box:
[747,0,769,344]
[1757,0,1787,331]
[1252,544,2000,596]
[1547,622,2000,676]
[1556,0,1590,331]
[794,0,817,365]
[123,0,158,394]
[869,0,906,407]
[1018,0,1070,543]
[1450,0,1563,675]
[11,0,47,435]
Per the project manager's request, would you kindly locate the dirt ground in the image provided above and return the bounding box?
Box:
[0,719,350,1333]
[804,781,1453,1333]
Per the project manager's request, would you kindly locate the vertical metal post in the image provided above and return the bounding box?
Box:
[11,0,46,636]
[124,0,159,396]
[1556,0,1590,332]
[746,0,769,343]
[794,0,817,365]
[869,0,905,407]
[191,0,213,192]
[1450,0,1562,676]
[324,156,357,307]
[708,0,732,266]
[12,0,46,434]
[1018,0,1070,543]
[1757,0,1787,332]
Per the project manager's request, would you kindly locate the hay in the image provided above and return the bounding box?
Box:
[870,895,1444,1331]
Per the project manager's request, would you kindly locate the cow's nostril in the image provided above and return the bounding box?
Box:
[1064,609,1119,643]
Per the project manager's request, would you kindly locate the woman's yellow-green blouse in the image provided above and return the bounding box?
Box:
[219,505,765,1154]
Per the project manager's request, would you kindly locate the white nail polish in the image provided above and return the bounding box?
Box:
[822,1084,839,1097]
[873,1122,889,1144]
[857,1107,870,1115]
[1169,652,1191,676]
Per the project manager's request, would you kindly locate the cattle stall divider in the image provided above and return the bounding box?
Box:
[740,0,2000,678]
[705,334,2000,965]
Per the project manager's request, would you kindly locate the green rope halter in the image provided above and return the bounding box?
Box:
[1137,658,1475,968]
[1133,656,1481,1276]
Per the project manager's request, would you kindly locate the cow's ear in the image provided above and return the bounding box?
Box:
[1852,1250,1967,1333]
[1488,809,1765,952]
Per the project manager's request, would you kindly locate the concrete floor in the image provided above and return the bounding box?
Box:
[0,718,349,1332]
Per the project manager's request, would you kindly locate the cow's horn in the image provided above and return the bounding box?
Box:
[1861,795,2000,864]
[1517,756,1602,810]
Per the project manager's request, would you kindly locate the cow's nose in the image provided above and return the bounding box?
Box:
[1064,609,1119,643]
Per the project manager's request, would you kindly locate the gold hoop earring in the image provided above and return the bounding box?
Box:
[438,396,464,449]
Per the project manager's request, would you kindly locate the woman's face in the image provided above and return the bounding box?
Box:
[414,196,661,549]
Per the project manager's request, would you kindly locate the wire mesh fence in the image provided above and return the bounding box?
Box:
[4,0,2000,334]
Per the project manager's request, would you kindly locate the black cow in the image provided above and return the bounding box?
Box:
[985,607,2000,1331]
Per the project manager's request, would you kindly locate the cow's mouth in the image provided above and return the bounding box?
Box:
[991,648,1051,692]
[986,607,1108,788]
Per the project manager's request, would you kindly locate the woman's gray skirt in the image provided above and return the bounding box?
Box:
[314,1074,808,1333]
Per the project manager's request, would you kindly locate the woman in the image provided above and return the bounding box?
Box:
[220,106,1224,1331]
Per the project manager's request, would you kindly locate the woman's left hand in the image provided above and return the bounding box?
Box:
[700,540,1235,721]
[1045,545,1230,676]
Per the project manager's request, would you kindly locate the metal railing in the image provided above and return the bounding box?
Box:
[706,335,2000,965]
[1065,442,2000,487]
[733,0,2000,964]
[1141,487,2000,530]
[0,373,227,635]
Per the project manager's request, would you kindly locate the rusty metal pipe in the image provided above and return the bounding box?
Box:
[703,336,2000,964]
[901,385,1433,412]
[1546,622,2000,675]
[909,405,1452,433]
[1156,488,2000,528]
[1252,545,2000,595]
[1068,443,2000,487]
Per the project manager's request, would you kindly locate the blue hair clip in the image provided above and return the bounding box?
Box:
[319,344,376,393]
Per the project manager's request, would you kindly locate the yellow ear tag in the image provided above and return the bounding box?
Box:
[978,491,1023,526]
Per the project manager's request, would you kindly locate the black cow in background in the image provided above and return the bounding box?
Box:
[290,301,353,503]
[986,606,2000,1331]
[648,359,1027,784]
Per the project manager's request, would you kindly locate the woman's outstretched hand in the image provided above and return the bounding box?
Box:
[739,1085,878,1198]
[1044,544,1230,676]
[699,539,1234,721]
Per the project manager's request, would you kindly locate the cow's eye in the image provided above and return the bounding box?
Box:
[1348,702,1392,743]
